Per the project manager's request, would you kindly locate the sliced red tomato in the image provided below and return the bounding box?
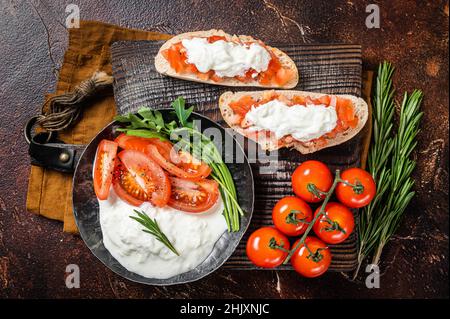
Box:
[292,95,306,105]
[93,139,118,200]
[112,159,145,207]
[118,149,171,207]
[115,133,155,152]
[115,134,210,180]
[168,177,219,213]
[274,68,294,86]
[208,35,226,43]
[236,69,257,83]
[210,73,223,82]
[229,95,257,117]
[336,97,358,129]
[165,44,188,73]
[146,144,211,180]
[258,53,282,85]
[316,95,331,105]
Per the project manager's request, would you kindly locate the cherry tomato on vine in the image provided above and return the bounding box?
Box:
[246,227,290,268]
[272,196,313,236]
[313,202,354,244]
[336,168,376,208]
[290,236,331,278]
[291,160,333,203]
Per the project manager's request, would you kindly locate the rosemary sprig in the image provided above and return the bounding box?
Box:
[129,210,179,256]
[354,62,423,279]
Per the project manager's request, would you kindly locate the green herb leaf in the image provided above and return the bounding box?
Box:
[172,97,194,127]
[114,114,131,123]
[129,210,180,256]
[117,128,168,141]
[153,110,165,131]
[137,107,155,121]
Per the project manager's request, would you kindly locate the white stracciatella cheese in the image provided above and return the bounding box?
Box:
[99,189,227,279]
[181,37,271,78]
[245,99,338,142]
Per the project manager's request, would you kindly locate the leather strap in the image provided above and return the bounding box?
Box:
[25,117,86,174]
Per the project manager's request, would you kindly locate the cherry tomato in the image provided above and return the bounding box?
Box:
[313,202,354,244]
[336,168,376,208]
[93,139,118,200]
[290,236,331,278]
[246,227,290,268]
[118,149,171,207]
[291,160,333,203]
[272,196,312,236]
[168,177,219,213]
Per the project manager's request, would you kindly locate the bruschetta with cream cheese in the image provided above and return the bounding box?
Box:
[219,90,368,154]
[155,30,299,88]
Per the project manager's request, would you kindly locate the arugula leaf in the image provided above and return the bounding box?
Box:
[153,110,165,131]
[116,128,168,140]
[128,114,151,129]
[172,97,194,127]
[114,114,131,123]
[165,120,178,131]
[137,107,155,121]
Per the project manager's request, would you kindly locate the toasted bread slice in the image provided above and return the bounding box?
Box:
[219,90,368,154]
[154,29,299,88]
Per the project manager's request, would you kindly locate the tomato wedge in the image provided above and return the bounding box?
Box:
[145,144,211,180]
[118,149,171,207]
[115,133,155,153]
[168,177,219,213]
[93,139,118,200]
[112,159,145,207]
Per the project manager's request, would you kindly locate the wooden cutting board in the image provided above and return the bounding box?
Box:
[110,41,372,272]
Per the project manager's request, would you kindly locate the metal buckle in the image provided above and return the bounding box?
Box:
[24,116,55,145]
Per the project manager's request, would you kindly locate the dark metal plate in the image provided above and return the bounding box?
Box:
[72,110,254,285]
[110,40,365,271]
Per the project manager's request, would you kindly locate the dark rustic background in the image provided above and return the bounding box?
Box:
[0,0,448,298]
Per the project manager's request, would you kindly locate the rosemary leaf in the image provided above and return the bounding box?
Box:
[129,210,180,256]
[354,62,423,279]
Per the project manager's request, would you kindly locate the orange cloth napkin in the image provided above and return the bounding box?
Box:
[26,20,171,233]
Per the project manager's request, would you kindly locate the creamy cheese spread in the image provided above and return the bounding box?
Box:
[181,37,271,78]
[99,188,227,279]
[244,99,338,142]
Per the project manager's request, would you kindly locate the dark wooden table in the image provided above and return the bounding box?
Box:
[0,0,448,298]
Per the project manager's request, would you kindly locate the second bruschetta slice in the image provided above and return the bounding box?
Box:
[155,29,299,88]
[219,90,368,154]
